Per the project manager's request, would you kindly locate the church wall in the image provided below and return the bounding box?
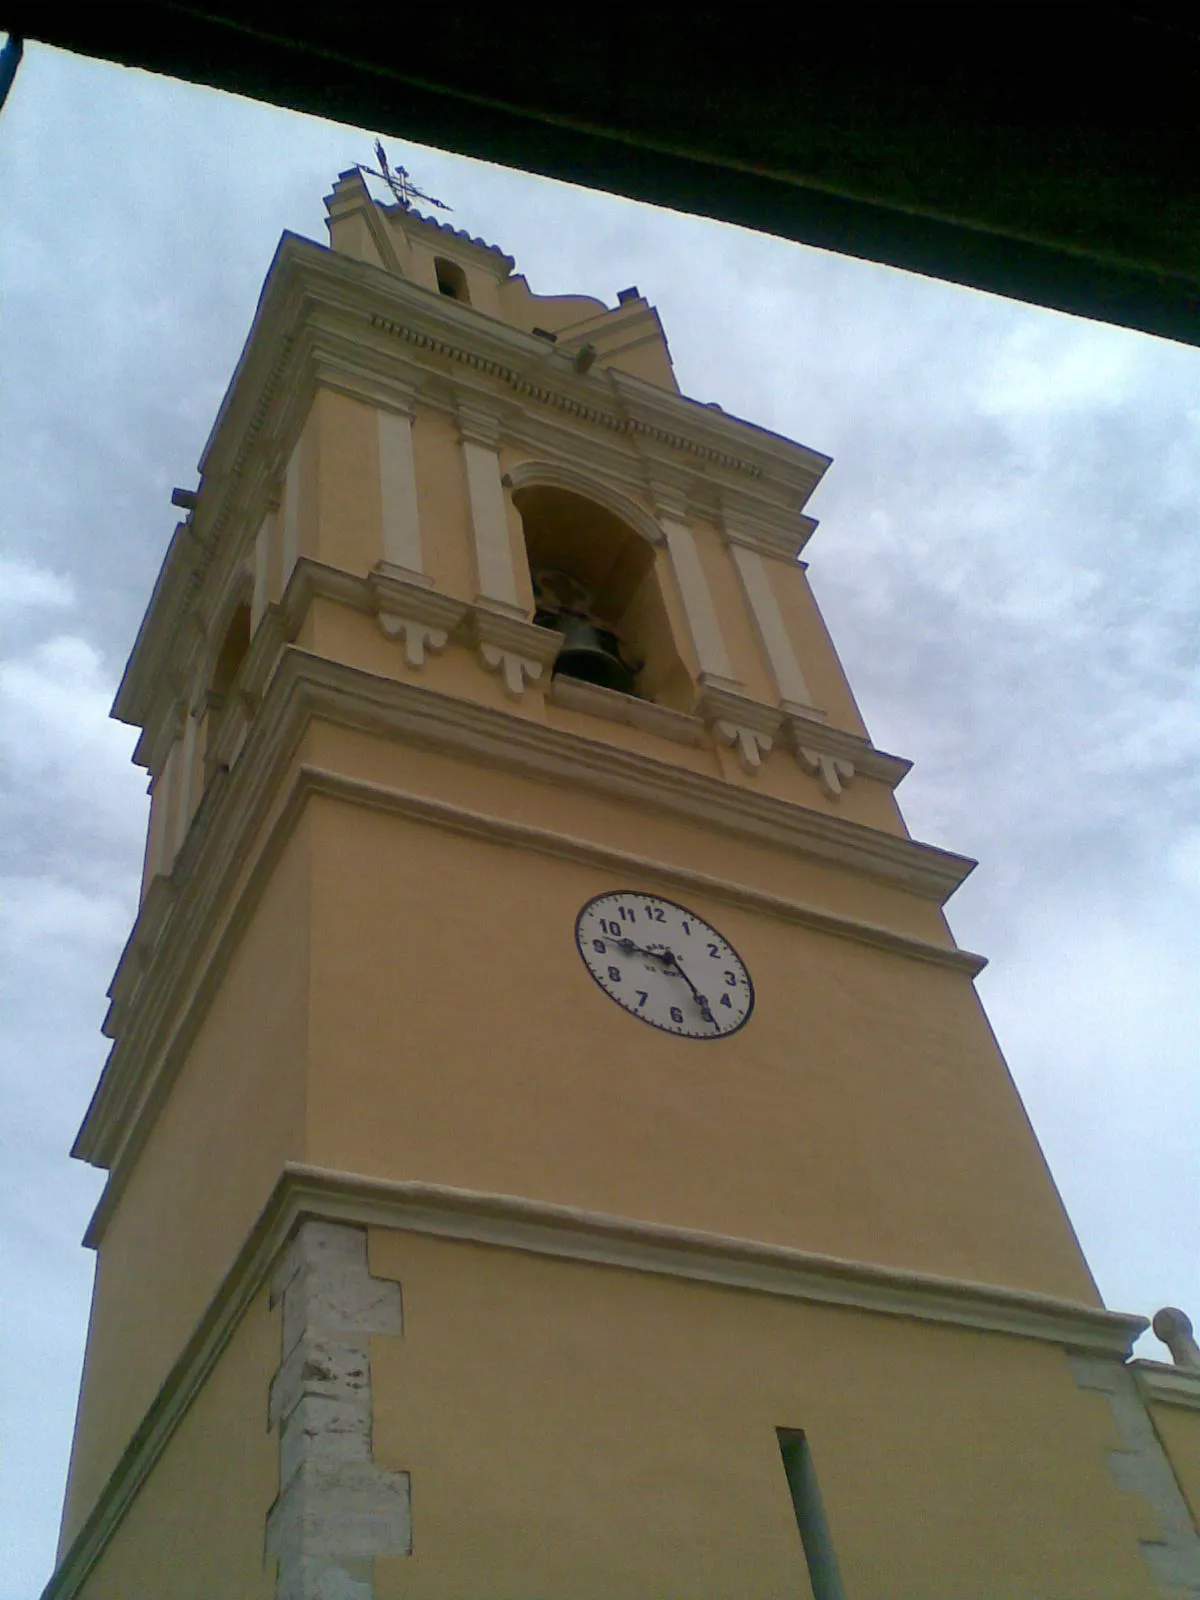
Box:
[59,820,313,1548]
[366,1229,1156,1599]
[75,1289,278,1600]
[303,784,1095,1301]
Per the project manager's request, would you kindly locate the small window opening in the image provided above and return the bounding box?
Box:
[777,1429,847,1600]
[434,258,470,303]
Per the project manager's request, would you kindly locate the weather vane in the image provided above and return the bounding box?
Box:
[359,140,452,213]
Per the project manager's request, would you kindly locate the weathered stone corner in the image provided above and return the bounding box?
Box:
[266,1221,408,1600]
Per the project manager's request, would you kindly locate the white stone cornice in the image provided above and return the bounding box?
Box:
[719,488,816,563]
[470,607,563,698]
[784,709,911,794]
[548,676,706,747]
[42,1160,1145,1600]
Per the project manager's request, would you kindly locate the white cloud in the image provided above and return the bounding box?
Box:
[0,554,75,618]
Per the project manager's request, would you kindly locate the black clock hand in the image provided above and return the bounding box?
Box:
[605,935,673,965]
[660,950,717,1025]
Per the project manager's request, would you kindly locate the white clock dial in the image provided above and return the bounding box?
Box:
[575,891,754,1039]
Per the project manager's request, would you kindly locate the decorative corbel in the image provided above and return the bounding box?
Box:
[697,681,783,774]
[797,745,856,798]
[470,606,563,700]
[367,566,468,670]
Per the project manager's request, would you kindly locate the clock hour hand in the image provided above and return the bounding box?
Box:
[602,934,673,965]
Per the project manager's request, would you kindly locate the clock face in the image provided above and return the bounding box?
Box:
[575,891,754,1039]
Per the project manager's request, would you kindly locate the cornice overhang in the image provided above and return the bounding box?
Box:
[114,233,832,738]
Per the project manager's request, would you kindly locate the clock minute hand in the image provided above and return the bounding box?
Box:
[660,950,717,1025]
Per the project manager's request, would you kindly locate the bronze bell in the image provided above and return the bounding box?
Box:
[533,607,636,696]
[554,613,637,696]
[533,568,638,697]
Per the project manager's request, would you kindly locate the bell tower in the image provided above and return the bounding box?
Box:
[47,172,1200,1599]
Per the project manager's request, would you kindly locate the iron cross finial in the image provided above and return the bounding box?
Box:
[359,140,452,213]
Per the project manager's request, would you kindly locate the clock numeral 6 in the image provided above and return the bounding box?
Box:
[670,1006,684,1024]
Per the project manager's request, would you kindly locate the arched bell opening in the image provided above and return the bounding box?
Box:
[513,485,693,710]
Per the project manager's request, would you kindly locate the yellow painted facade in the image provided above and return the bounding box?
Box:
[48,170,1199,1598]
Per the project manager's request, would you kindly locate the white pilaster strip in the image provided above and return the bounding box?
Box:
[280,442,302,590]
[462,437,520,610]
[142,743,176,890]
[729,542,815,709]
[377,407,424,578]
[659,516,735,682]
[251,517,272,630]
[172,712,199,855]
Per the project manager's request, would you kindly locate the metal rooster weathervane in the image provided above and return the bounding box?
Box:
[359,140,452,213]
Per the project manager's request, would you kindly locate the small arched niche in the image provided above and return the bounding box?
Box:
[513,484,693,711]
[434,258,471,304]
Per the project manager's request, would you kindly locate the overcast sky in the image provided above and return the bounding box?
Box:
[3,40,1198,1599]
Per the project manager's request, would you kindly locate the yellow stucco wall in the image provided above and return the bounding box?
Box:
[60,819,311,1548]
[303,788,1094,1301]
[367,1229,1155,1599]
[1151,1401,1200,1526]
[78,1289,278,1600]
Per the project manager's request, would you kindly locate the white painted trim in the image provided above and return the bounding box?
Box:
[548,675,706,746]
[251,517,271,631]
[43,1165,1146,1600]
[377,407,423,575]
[660,516,735,682]
[503,458,665,548]
[172,712,199,857]
[142,741,176,890]
[729,543,815,709]
[462,438,521,610]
